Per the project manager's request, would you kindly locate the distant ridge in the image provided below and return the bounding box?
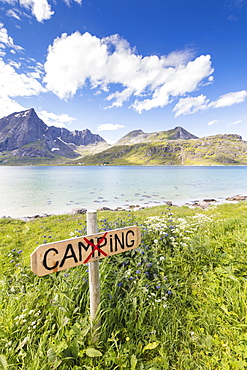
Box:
[1,109,246,166]
[74,128,246,166]
[116,126,198,146]
[0,108,105,161]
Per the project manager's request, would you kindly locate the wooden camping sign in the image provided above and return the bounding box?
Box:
[31,226,141,276]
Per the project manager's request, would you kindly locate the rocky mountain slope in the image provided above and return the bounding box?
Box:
[0,108,105,162]
[75,129,247,166]
[1,109,246,166]
[115,127,198,146]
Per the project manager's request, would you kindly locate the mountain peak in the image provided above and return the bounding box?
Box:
[0,109,105,159]
[12,108,35,118]
[117,126,198,145]
[170,126,198,140]
[115,129,149,145]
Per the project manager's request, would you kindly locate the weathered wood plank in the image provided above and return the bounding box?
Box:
[31,226,141,276]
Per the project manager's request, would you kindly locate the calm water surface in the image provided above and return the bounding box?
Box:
[0,166,246,218]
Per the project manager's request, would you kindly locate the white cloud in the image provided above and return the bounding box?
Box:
[0,1,54,22]
[6,8,22,20]
[228,119,243,126]
[19,0,54,22]
[132,55,214,113]
[173,95,209,117]
[208,119,219,126]
[1,0,81,21]
[0,22,24,53]
[26,61,45,80]
[43,32,214,113]
[228,114,247,127]
[174,90,247,117]
[64,0,82,5]
[0,58,44,98]
[0,98,76,128]
[8,60,21,68]
[209,90,247,108]
[0,96,26,117]
[38,110,76,128]
[44,32,109,99]
[0,0,15,4]
[97,123,125,132]
[0,24,45,117]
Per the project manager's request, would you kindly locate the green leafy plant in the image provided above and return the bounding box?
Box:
[1,202,247,368]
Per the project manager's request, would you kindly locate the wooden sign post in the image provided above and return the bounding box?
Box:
[31,211,141,340]
[87,210,100,339]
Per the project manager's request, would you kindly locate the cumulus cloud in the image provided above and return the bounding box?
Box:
[38,110,76,128]
[97,123,125,131]
[43,31,214,113]
[132,55,214,113]
[19,0,54,22]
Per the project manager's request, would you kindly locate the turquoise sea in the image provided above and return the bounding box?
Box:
[0,166,246,218]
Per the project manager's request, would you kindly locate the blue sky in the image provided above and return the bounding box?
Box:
[0,0,247,143]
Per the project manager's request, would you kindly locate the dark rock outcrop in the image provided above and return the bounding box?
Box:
[0,108,46,151]
[0,108,105,158]
[170,126,198,140]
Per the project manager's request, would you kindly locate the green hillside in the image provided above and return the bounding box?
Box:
[1,125,246,166]
[73,134,247,166]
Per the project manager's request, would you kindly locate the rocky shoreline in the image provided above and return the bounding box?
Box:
[185,195,247,210]
[92,194,247,212]
[1,194,246,222]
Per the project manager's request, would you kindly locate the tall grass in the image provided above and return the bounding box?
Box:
[1,203,247,369]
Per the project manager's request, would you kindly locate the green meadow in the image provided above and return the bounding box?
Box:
[1,202,247,369]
